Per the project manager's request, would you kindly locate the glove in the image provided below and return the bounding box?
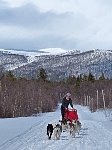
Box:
[64,108,68,112]
[74,109,77,112]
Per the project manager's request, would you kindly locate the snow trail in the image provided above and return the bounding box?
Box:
[0,105,112,150]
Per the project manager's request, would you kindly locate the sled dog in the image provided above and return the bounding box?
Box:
[77,120,81,133]
[59,120,67,131]
[47,124,53,139]
[53,124,62,140]
[69,120,77,137]
[71,120,81,135]
[65,120,71,131]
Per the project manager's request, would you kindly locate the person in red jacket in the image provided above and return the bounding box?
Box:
[61,93,74,121]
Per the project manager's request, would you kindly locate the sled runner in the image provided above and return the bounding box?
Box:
[64,108,78,122]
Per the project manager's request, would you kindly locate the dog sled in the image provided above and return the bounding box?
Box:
[62,108,81,137]
[47,108,81,140]
[64,108,78,122]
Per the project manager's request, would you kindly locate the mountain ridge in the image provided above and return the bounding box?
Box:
[0,48,112,80]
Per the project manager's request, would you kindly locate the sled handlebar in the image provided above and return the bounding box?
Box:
[65,108,77,112]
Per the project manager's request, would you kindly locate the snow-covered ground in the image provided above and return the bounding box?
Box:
[0,105,112,150]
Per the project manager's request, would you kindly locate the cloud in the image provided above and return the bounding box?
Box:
[0,35,77,50]
[0,3,87,41]
[0,3,79,31]
[0,0,112,50]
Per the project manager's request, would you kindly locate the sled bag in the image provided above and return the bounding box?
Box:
[64,110,78,121]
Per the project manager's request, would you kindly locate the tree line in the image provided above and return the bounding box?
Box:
[0,68,112,118]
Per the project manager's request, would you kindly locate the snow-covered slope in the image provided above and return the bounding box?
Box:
[38,48,70,55]
[0,48,70,62]
[0,105,112,150]
[13,49,112,80]
[0,48,71,70]
[0,48,112,79]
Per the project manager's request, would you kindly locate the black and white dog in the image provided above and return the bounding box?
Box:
[47,124,53,139]
[77,120,81,132]
[59,119,71,132]
[53,123,62,140]
[59,119,68,131]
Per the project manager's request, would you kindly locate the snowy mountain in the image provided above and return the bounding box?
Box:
[0,48,70,70]
[0,104,112,150]
[0,48,112,80]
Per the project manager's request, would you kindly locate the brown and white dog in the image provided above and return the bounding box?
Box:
[70,120,81,137]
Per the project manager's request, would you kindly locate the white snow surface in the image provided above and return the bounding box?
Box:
[38,48,69,55]
[0,105,112,150]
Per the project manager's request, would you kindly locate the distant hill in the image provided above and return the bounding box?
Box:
[0,48,112,80]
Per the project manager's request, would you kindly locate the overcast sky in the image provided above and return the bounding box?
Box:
[0,0,112,51]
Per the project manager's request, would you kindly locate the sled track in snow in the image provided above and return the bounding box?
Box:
[0,120,45,150]
[40,126,86,150]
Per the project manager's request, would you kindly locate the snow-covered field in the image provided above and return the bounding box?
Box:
[0,105,112,150]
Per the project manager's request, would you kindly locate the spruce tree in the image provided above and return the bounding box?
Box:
[88,72,95,82]
[6,70,16,80]
[38,68,47,81]
[76,75,80,86]
[99,72,105,80]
